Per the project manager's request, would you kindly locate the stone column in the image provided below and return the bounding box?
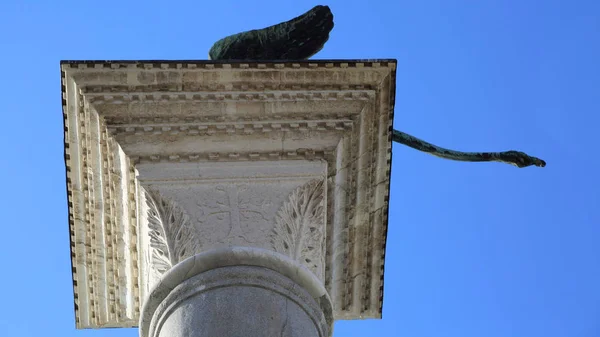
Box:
[140,248,332,337]
[61,60,396,336]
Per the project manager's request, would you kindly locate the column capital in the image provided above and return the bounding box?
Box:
[61,60,397,329]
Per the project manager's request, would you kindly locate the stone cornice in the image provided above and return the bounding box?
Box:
[60,59,396,68]
[61,60,397,329]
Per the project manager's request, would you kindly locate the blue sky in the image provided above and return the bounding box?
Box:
[0,0,598,336]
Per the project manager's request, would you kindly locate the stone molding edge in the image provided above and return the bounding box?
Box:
[62,70,141,328]
[148,266,329,337]
[60,59,397,70]
[85,90,375,103]
[132,150,334,165]
[139,247,333,337]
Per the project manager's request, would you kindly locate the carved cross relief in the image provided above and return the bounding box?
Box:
[193,183,282,245]
[143,175,327,281]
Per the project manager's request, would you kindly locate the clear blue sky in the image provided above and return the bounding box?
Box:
[0,1,598,336]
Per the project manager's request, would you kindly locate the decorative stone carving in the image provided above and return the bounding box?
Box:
[61,60,397,329]
[137,162,327,281]
[192,183,284,246]
[271,179,326,280]
[145,189,199,275]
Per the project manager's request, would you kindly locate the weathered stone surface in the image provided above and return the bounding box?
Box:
[139,160,327,282]
[141,248,331,337]
[61,60,397,329]
[154,266,325,337]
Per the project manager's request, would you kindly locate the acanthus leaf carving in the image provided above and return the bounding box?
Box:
[145,189,199,275]
[271,179,325,279]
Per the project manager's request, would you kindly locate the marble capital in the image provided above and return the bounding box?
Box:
[61,60,397,330]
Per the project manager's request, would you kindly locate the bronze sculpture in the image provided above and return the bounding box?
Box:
[209,5,334,60]
[209,5,545,168]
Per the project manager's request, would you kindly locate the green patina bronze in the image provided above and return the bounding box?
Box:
[208,5,546,168]
[392,130,546,168]
[209,5,334,60]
